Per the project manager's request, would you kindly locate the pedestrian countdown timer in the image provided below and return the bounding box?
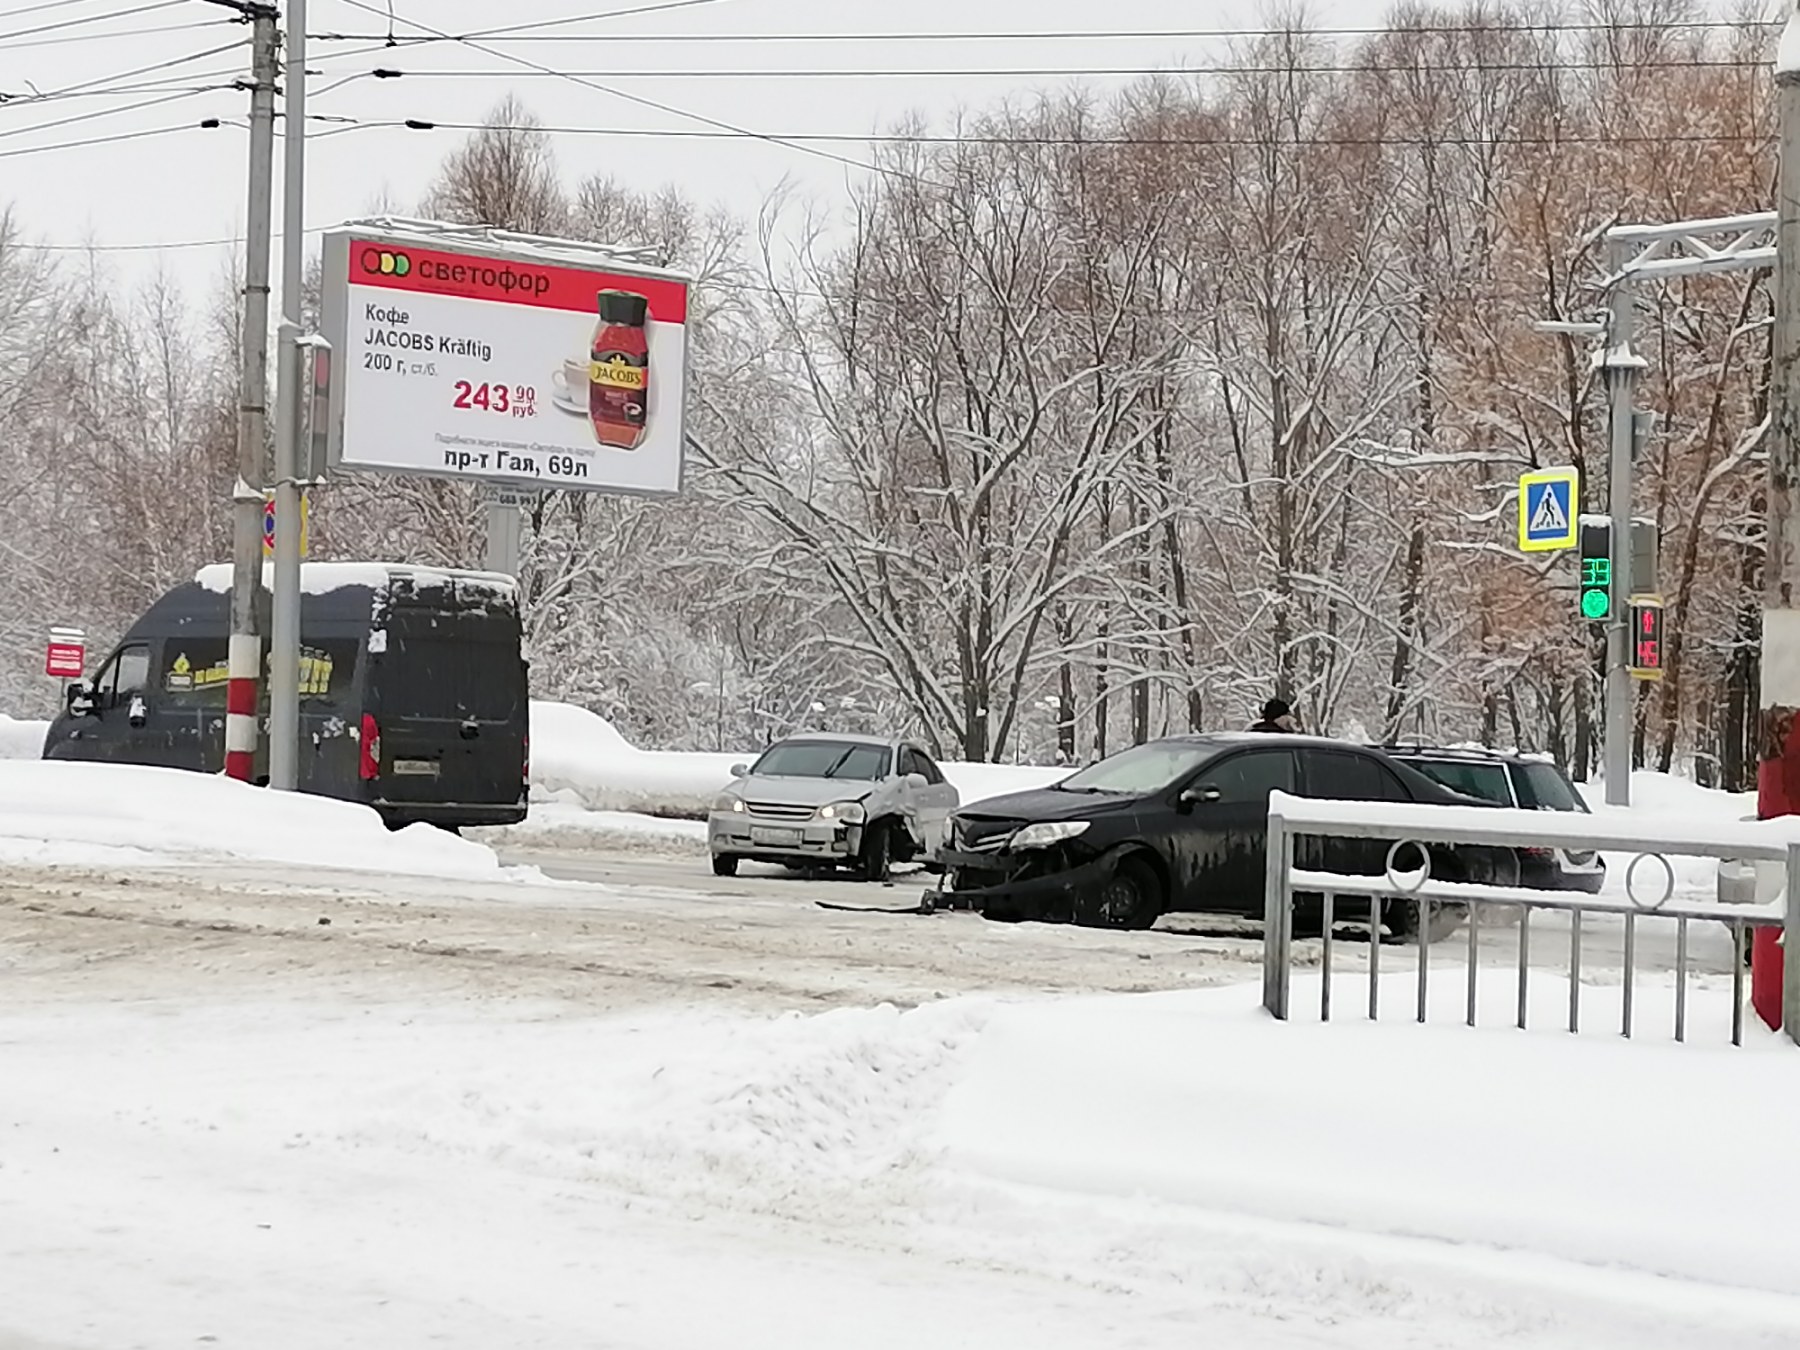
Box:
[1628,595,1664,680]
[1518,466,1579,552]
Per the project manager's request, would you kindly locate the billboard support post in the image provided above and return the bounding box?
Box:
[486,502,522,578]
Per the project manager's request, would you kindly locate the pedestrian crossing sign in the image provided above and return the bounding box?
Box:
[1517,467,1579,552]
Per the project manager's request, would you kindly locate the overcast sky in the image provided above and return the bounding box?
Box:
[0,0,1736,308]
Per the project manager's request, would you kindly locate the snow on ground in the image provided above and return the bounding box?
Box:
[0,759,523,881]
[3,970,1797,1348]
[0,713,47,760]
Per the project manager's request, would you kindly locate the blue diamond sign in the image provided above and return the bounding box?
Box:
[1517,467,1578,553]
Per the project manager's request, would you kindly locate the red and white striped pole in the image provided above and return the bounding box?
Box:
[224,632,261,782]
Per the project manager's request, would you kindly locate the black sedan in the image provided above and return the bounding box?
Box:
[936,733,1515,936]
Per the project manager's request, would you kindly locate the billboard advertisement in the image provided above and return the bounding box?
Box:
[320,226,689,494]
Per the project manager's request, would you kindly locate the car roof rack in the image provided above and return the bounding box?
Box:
[1380,741,1509,760]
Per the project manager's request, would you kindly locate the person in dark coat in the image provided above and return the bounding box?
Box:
[1249,698,1300,733]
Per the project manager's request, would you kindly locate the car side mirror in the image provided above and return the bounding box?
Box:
[729,763,749,779]
[66,683,97,718]
[1179,785,1222,808]
[904,772,928,789]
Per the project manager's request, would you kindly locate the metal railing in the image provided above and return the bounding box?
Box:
[1260,791,1800,1047]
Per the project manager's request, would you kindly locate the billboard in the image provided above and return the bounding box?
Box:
[319,225,689,494]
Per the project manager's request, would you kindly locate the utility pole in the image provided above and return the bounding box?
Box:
[269,0,306,791]
[225,2,279,783]
[1600,236,1645,806]
[1766,2,1800,1040]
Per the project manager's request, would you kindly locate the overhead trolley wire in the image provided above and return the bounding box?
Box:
[0,0,186,45]
[334,0,950,188]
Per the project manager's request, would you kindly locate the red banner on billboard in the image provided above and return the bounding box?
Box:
[346,238,690,323]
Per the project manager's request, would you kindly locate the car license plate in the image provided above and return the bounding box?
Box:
[751,826,800,847]
[393,759,440,777]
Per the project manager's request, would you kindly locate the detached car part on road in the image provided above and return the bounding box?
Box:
[936,734,1518,939]
[709,735,959,881]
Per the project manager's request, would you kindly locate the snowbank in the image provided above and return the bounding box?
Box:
[527,700,1065,818]
[0,713,47,760]
[0,760,519,881]
[530,701,744,816]
[1578,771,1760,903]
[940,974,1800,1300]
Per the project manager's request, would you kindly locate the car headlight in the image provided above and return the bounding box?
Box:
[713,792,745,813]
[818,800,866,823]
[1011,820,1090,850]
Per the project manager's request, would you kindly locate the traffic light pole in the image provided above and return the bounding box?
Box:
[1600,237,1645,806]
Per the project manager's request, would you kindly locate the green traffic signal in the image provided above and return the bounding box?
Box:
[1577,519,1612,623]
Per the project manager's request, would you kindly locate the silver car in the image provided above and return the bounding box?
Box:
[708,734,960,881]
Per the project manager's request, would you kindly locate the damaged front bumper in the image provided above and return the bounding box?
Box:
[929,845,1123,923]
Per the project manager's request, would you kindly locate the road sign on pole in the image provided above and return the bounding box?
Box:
[1519,466,1579,552]
[44,628,84,680]
[261,491,310,558]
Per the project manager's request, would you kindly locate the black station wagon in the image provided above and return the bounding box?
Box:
[937,733,1513,938]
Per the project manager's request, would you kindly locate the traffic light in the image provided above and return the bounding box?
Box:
[1578,519,1612,622]
[1628,596,1664,680]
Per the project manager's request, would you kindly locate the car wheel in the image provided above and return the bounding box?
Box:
[711,854,739,878]
[858,820,892,883]
[1078,853,1161,930]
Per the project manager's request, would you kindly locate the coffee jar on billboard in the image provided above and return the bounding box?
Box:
[588,290,650,450]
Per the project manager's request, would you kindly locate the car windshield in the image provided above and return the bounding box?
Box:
[751,740,890,781]
[1518,761,1588,812]
[1058,741,1217,794]
[1407,759,1512,806]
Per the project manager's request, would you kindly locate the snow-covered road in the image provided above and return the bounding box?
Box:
[3,847,1797,1349]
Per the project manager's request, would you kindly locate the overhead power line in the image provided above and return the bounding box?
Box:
[335,57,1775,81]
[333,0,946,188]
[0,119,224,158]
[0,86,236,141]
[0,39,248,105]
[293,114,1780,150]
[0,0,126,20]
[0,70,248,106]
[0,0,185,45]
[307,18,1778,45]
[0,17,232,50]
